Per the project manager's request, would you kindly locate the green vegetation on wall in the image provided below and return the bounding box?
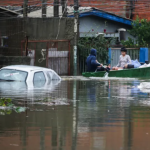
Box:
[121,16,150,47]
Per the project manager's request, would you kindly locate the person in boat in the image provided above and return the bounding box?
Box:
[112,47,132,70]
[86,48,110,72]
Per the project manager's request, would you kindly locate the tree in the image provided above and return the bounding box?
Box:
[123,16,150,47]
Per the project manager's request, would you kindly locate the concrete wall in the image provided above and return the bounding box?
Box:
[25,18,74,75]
[0,56,31,68]
[79,16,135,41]
[0,18,74,55]
[0,17,74,74]
[0,18,24,56]
[26,18,74,40]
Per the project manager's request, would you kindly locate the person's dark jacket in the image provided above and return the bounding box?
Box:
[86,49,101,72]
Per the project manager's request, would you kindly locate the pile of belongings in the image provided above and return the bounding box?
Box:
[131,59,150,68]
[131,59,141,68]
[139,63,150,68]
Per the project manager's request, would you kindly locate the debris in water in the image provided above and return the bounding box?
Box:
[31,98,70,106]
[0,98,27,115]
[14,107,26,113]
[10,144,19,147]
[0,98,14,107]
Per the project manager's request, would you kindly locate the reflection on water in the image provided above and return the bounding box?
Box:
[1,79,150,150]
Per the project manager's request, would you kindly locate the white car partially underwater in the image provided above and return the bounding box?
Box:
[0,65,61,82]
[0,65,61,90]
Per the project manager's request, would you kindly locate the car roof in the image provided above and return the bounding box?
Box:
[1,65,53,72]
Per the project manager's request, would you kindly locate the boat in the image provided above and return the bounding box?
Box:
[82,67,150,78]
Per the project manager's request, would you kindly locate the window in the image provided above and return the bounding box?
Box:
[33,71,46,88]
[0,69,28,81]
[33,71,46,81]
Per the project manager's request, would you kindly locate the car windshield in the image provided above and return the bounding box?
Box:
[0,69,28,81]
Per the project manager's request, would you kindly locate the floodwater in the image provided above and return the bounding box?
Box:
[1,77,150,150]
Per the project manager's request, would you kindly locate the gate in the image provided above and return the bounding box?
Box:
[21,40,71,75]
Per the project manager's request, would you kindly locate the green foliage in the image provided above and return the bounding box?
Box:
[0,98,26,115]
[121,37,138,48]
[0,109,12,115]
[14,107,26,113]
[78,35,116,63]
[0,98,14,107]
[122,16,150,47]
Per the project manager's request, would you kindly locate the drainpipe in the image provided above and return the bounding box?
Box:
[23,0,28,17]
[25,36,28,56]
[130,0,135,19]
[42,0,47,18]
[54,0,59,17]
[61,0,67,17]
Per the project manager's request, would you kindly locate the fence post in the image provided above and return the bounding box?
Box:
[108,48,111,65]
[139,47,149,63]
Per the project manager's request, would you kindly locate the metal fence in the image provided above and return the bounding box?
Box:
[110,48,139,67]
[78,47,141,74]
[22,40,71,75]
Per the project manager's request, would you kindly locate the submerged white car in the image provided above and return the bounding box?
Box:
[0,65,61,82]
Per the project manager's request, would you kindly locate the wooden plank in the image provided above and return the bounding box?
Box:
[48,50,69,75]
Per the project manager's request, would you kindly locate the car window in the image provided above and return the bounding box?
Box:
[0,69,28,81]
[33,71,46,81]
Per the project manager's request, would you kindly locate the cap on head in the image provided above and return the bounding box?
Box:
[121,47,127,53]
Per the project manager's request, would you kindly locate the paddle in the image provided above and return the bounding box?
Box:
[101,65,110,73]
[95,64,110,73]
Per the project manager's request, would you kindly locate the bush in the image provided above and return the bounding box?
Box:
[78,35,116,63]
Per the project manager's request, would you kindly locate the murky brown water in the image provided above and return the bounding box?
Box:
[1,79,150,150]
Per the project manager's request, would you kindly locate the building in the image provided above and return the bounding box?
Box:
[0,0,150,20]
[69,8,134,42]
[18,6,133,42]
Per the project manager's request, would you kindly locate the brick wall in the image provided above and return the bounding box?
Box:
[1,0,150,20]
[69,0,128,17]
[132,1,150,20]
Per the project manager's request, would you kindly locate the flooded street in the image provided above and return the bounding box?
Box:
[1,78,150,150]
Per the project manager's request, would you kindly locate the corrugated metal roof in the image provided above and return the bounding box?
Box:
[0,6,19,15]
[69,8,132,26]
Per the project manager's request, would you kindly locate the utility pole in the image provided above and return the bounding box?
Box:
[74,0,79,76]
[23,0,28,56]
[54,0,59,17]
[42,0,47,18]
[23,0,28,17]
[61,0,67,17]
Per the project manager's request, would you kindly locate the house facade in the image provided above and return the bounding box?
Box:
[69,8,134,43]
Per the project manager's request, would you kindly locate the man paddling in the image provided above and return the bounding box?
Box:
[86,48,110,72]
